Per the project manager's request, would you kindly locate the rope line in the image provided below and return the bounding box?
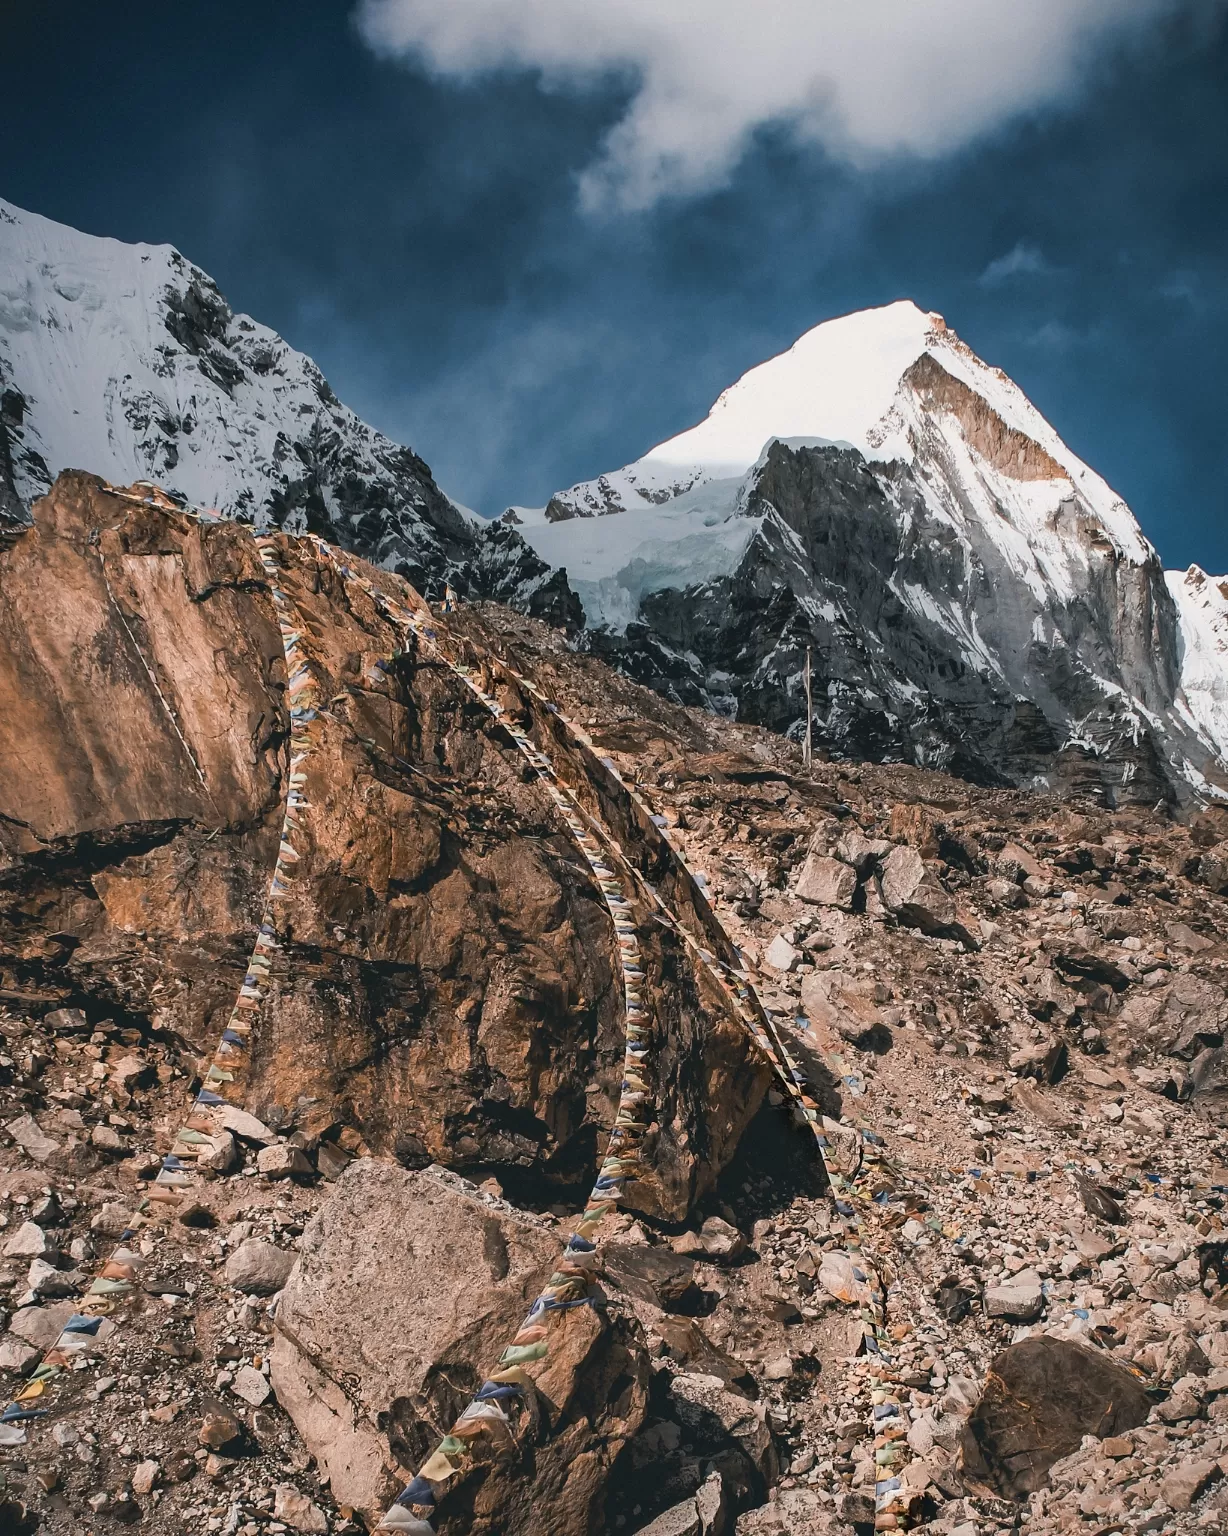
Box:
[1,527,323,1441]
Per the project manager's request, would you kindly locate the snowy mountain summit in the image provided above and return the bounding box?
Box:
[512,301,1227,805]
[0,197,576,621]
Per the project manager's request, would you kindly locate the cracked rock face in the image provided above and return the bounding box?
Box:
[270,1160,650,1532]
[0,472,764,1216]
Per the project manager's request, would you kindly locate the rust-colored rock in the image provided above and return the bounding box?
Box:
[0,473,766,1216]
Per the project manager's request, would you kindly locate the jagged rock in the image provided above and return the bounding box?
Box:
[231,1364,273,1407]
[795,855,857,909]
[800,973,887,1050]
[764,934,800,972]
[7,1301,80,1351]
[272,1485,329,1533]
[698,1217,747,1262]
[2,1221,53,1259]
[604,1246,702,1314]
[879,846,956,933]
[0,474,764,1220]
[216,1106,277,1144]
[695,1471,730,1536]
[256,1143,313,1179]
[834,830,890,877]
[198,1131,239,1174]
[198,1401,245,1453]
[635,1499,701,1536]
[1162,1457,1223,1511]
[224,1239,296,1295]
[3,1115,58,1162]
[667,1373,779,1490]
[960,1337,1151,1496]
[0,1337,41,1375]
[983,1281,1044,1323]
[270,1159,648,1532]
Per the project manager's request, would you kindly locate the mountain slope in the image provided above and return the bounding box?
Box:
[511,302,1227,806]
[0,197,580,626]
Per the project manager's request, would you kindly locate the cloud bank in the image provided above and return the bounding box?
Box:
[355,0,1204,208]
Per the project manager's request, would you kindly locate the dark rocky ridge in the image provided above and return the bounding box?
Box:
[577,374,1220,810]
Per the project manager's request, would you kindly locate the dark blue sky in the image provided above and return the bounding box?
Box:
[4,1,1226,570]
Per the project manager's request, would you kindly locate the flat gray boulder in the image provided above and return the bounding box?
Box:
[270,1159,648,1533]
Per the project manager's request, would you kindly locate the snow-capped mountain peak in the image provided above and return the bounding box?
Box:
[0,196,476,588]
[515,304,1226,805]
[0,197,583,627]
[647,298,939,472]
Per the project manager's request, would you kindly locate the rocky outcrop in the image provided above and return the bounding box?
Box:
[960,1337,1152,1497]
[0,472,764,1217]
[586,431,1212,807]
[270,1159,650,1532]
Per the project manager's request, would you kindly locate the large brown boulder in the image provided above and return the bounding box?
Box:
[0,473,766,1216]
[960,1336,1152,1497]
[879,846,956,932]
[269,1159,649,1531]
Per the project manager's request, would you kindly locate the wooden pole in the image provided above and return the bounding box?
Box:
[803,646,813,769]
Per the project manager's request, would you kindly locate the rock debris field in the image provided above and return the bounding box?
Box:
[6,482,1228,1535]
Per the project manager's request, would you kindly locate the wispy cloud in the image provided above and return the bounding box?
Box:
[355,0,1211,210]
[978,241,1053,288]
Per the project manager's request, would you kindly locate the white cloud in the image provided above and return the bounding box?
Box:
[978,242,1053,288]
[355,0,1210,209]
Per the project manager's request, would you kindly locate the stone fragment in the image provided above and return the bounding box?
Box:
[764,934,800,973]
[224,1239,296,1295]
[605,1245,701,1313]
[273,1484,329,1533]
[837,1491,876,1526]
[109,1054,151,1091]
[635,1499,701,1536]
[699,1216,746,1262]
[231,1364,272,1406]
[90,1124,124,1153]
[8,1301,80,1351]
[256,1143,313,1179]
[4,1115,59,1162]
[795,855,858,909]
[30,1194,62,1226]
[198,1130,238,1174]
[987,877,1025,909]
[961,1337,1151,1496]
[130,1461,160,1495]
[89,1201,133,1240]
[217,1105,277,1144]
[198,1401,245,1453]
[2,1222,54,1260]
[316,1141,352,1181]
[25,1257,82,1299]
[270,1159,648,1531]
[695,1470,729,1536]
[1161,1457,1222,1511]
[0,1338,41,1375]
[43,1007,88,1034]
[879,846,956,933]
[835,829,890,877]
[669,1372,779,1487]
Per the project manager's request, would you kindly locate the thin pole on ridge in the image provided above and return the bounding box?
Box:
[803,645,813,770]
